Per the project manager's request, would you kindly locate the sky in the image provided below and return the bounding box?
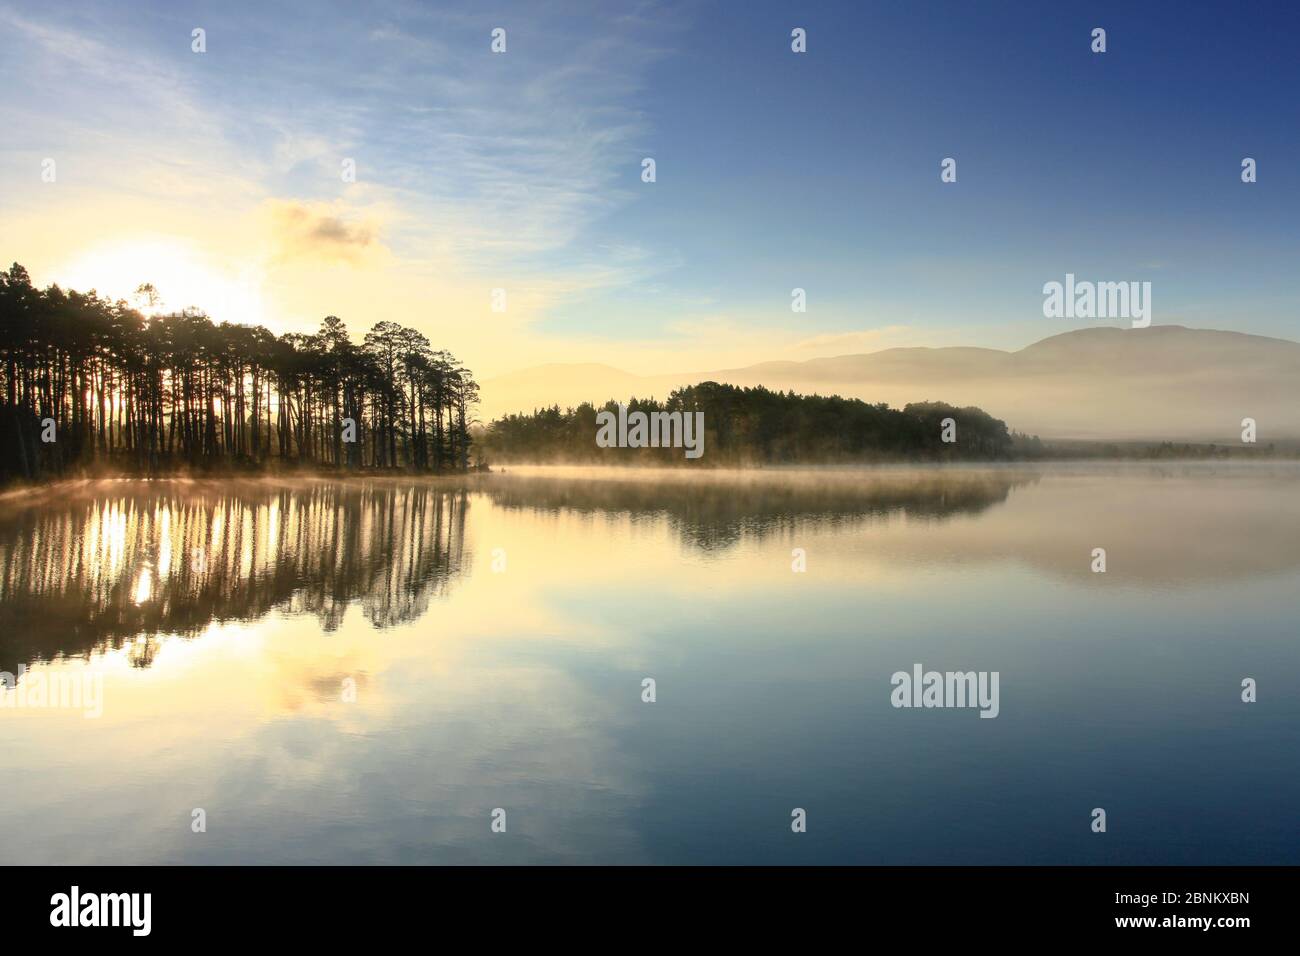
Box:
[1,0,1298,379]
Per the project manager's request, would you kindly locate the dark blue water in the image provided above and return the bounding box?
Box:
[0,464,1295,863]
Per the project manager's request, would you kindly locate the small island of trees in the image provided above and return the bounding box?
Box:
[0,262,478,482]
[482,382,1017,465]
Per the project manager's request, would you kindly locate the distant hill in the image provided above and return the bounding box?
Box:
[481,327,1300,441]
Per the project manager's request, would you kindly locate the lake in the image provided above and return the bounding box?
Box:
[0,464,1296,864]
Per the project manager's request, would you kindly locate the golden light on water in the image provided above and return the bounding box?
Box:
[132,566,153,606]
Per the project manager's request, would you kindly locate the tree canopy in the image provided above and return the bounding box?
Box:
[0,262,477,481]
[482,382,1014,465]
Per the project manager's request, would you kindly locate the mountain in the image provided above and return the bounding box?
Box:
[480,327,1300,441]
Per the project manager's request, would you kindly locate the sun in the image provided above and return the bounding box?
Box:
[55,237,267,326]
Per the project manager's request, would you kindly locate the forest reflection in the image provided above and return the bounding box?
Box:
[0,469,1031,672]
[479,467,1035,552]
[0,479,471,673]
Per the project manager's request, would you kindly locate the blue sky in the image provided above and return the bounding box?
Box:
[1,0,1297,376]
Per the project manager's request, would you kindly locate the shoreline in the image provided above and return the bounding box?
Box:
[5,458,1300,503]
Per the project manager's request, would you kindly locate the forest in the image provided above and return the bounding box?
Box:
[0,262,478,482]
[481,382,1017,464]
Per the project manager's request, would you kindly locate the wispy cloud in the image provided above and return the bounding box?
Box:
[0,0,682,364]
[267,201,382,265]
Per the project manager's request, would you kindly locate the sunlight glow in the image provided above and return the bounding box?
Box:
[55,237,266,325]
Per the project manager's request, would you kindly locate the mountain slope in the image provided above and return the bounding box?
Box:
[480,327,1300,441]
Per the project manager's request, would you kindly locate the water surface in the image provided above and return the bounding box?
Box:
[1,464,1296,864]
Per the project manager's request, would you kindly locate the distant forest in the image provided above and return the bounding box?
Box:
[482,382,1018,464]
[0,262,478,482]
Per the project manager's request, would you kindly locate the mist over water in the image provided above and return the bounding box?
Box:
[1,464,1297,863]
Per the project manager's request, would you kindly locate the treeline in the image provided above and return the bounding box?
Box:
[0,262,478,481]
[1017,438,1288,460]
[482,382,1014,464]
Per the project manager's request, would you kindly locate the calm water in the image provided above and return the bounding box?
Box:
[1,464,1297,865]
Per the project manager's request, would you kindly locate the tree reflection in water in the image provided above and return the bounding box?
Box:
[0,469,1032,673]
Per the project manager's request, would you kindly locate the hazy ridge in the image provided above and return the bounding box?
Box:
[482,327,1300,441]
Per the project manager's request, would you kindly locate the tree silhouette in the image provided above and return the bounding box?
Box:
[0,262,477,481]
[482,382,1015,465]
